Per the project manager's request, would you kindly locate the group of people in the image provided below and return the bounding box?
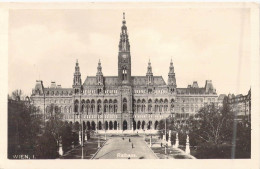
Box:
[122,137,134,148]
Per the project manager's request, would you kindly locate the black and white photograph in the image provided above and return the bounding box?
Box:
[0,2,259,169]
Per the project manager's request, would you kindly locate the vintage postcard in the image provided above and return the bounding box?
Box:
[0,2,259,169]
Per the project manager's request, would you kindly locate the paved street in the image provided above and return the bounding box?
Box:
[93,136,157,159]
[61,137,105,159]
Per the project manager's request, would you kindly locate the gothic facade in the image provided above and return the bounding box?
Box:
[31,13,218,132]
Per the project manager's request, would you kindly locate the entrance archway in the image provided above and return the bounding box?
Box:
[123,120,127,130]
[154,121,158,130]
[87,121,90,130]
[142,121,145,130]
[148,121,152,130]
[83,121,86,130]
[133,120,136,130]
[105,121,108,130]
[137,121,141,130]
[91,121,96,130]
[98,121,102,130]
[109,121,113,130]
[114,121,117,130]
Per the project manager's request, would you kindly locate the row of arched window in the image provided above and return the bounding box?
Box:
[74,99,120,114]
[133,98,175,113]
[45,105,72,114]
[45,90,73,96]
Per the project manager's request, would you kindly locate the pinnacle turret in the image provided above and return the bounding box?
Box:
[168,59,176,87]
[73,59,82,92]
[119,12,130,52]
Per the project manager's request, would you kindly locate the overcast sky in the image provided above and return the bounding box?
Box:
[8,6,251,96]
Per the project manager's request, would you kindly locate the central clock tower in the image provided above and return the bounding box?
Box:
[118,12,131,85]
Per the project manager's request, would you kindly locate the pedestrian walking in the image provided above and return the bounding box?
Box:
[129,138,131,142]
[161,142,163,147]
[132,143,134,148]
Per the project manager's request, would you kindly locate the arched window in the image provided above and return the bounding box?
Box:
[91,99,95,113]
[171,104,174,112]
[104,99,108,113]
[122,66,127,81]
[148,99,152,112]
[164,105,168,112]
[109,104,113,113]
[113,99,118,113]
[123,98,127,112]
[97,99,101,113]
[97,104,101,113]
[74,100,79,113]
[133,104,136,113]
[81,100,85,112]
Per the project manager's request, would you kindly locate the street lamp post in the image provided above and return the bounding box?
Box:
[97,112,100,148]
[103,111,106,140]
[80,112,84,159]
[148,112,152,147]
[165,116,167,155]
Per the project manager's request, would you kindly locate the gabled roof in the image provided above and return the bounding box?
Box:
[44,88,73,91]
[83,76,119,86]
[132,76,166,86]
[83,76,166,87]
[176,88,206,94]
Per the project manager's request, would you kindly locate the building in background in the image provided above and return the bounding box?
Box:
[30,13,218,132]
[226,89,251,123]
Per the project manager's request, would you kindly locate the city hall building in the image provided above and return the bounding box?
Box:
[31,14,218,132]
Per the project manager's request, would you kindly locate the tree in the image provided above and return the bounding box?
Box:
[35,104,77,158]
[61,122,74,152]
[34,104,64,158]
[189,103,234,146]
[8,94,42,159]
[11,89,23,101]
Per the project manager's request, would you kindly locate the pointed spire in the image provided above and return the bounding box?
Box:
[169,58,174,74]
[146,59,153,85]
[75,59,80,72]
[119,12,130,52]
[76,59,79,66]
[168,58,176,87]
[97,59,103,75]
[146,59,153,75]
[73,59,81,88]
[122,12,126,25]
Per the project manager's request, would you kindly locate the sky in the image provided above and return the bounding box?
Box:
[8,6,251,96]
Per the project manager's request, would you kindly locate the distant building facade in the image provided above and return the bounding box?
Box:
[31,14,218,132]
[226,89,251,123]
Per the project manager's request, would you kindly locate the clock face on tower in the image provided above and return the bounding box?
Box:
[122,54,127,59]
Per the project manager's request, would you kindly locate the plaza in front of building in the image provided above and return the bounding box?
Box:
[60,133,195,159]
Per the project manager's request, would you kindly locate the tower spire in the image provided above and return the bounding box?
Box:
[119,12,130,52]
[122,12,126,25]
[96,60,104,86]
[146,59,153,85]
[73,59,82,93]
[118,12,131,85]
[97,59,103,75]
[168,59,176,87]
[147,59,153,75]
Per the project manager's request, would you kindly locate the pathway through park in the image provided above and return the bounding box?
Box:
[93,136,157,159]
